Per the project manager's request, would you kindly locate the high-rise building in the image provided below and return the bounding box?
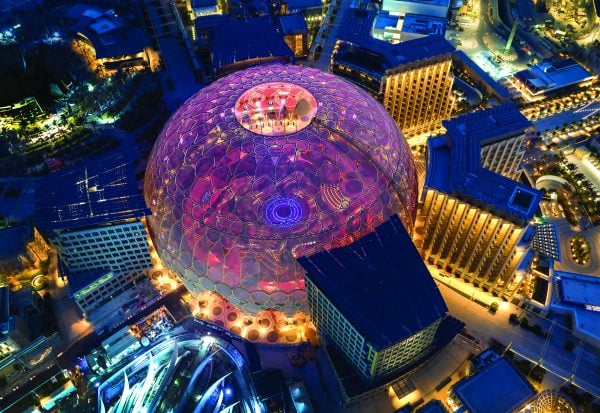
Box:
[35,151,153,309]
[299,215,463,384]
[382,38,454,137]
[447,103,531,180]
[416,105,542,298]
[331,17,455,137]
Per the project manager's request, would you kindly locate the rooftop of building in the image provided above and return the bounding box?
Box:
[194,13,229,29]
[191,0,217,9]
[401,13,447,36]
[284,0,322,10]
[452,356,536,413]
[211,17,294,71]
[278,14,308,34]
[515,57,595,93]
[335,7,454,73]
[63,3,148,59]
[0,225,30,261]
[65,268,112,296]
[298,215,448,350]
[374,10,399,30]
[550,271,600,344]
[425,104,541,223]
[35,151,149,232]
[555,271,600,308]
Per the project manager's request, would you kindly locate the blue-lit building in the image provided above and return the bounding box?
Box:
[452,51,512,103]
[282,0,323,30]
[35,151,152,315]
[375,0,450,42]
[279,14,309,57]
[382,0,450,19]
[449,355,536,413]
[299,215,463,401]
[417,104,541,298]
[211,17,294,78]
[513,57,596,99]
[331,10,455,136]
[63,4,150,72]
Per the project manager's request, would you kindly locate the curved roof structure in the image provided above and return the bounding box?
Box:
[98,333,264,413]
[145,64,417,315]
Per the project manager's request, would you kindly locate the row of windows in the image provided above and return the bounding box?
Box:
[77,274,145,312]
[307,282,367,369]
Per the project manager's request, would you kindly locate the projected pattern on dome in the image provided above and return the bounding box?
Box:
[145,65,417,315]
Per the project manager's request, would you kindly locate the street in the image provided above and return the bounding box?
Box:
[533,99,600,133]
[438,282,600,397]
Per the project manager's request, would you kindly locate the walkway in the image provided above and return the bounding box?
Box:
[438,282,600,397]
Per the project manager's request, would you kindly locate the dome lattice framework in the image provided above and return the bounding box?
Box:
[145,64,417,315]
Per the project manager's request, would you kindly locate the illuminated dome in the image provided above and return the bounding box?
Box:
[145,64,417,315]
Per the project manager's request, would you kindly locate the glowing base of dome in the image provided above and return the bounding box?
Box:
[186,291,317,345]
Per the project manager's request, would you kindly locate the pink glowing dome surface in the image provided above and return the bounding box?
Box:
[145,65,417,315]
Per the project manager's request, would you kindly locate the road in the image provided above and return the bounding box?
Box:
[533,100,600,133]
[0,287,186,411]
[438,282,600,397]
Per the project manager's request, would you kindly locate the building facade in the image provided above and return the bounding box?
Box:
[70,270,146,315]
[299,215,462,382]
[306,277,442,378]
[330,18,456,137]
[51,220,151,275]
[382,53,454,137]
[418,190,531,296]
[416,104,541,298]
[35,151,153,316]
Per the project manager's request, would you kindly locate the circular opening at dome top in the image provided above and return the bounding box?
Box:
[234,82,318,136]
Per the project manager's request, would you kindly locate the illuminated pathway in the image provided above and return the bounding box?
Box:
[98,334,265,413]
[189,291,318,345]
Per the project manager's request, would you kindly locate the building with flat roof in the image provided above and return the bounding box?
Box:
[279,15,309,57]
[443,103,532,180]
[401,13,447,36]
[281,0,324,31]
[331,20,455,136]
[513,57,596,101]
[299,215,463,386]
[382,0,450,18]
[449,356,536,413]
[35,151,152,316]
[417,105,541,298]
[63,4,151,73]
[185,0,219,17]
[211,17,294,78]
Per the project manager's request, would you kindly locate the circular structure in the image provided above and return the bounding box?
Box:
[234,82,318,136]
[145,64,417,315]
[530,390,577,413]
